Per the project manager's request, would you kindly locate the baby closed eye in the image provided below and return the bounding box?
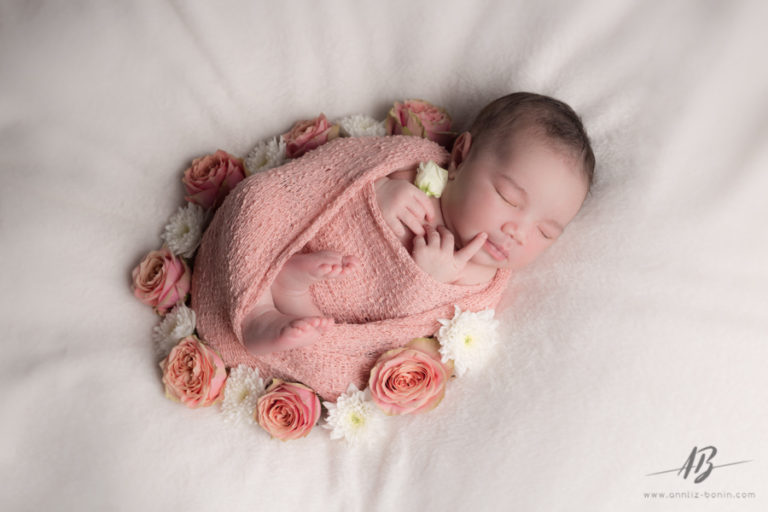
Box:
[496,188,518,207]
[496,188,556,240]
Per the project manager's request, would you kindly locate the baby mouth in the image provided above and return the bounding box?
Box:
[483,239,508,261]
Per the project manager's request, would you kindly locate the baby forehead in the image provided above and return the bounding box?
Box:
[472,144,587,199]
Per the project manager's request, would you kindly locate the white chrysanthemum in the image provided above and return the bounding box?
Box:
[436,305,499,377]
[153,303,197,357]
[244,136,286,175]
[221,365,265,426]
[321,383,384,445]
[160,203,206,259]
[336,114,386,138]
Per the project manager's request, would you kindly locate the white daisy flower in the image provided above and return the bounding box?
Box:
[336,114,387,138]
[244,136,286,175]
[436,305,499,377]
[322,383,384,445]
[221,365,265,427]
[152,303,197,358]
[160,203,206,259]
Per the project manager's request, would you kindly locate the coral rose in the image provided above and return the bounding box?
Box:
[182,149,246,210]
[131,246,191,315]
[159,335,227,408]
[282,113,340,159]
[385,99,456,148]
[256,379,321,441]
[368,337,452,415]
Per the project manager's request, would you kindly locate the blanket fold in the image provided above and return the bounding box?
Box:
[190,136,510,401]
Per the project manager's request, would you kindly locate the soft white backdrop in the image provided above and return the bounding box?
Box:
[1,1,766,511]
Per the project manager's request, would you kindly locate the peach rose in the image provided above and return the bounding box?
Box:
[182,149,246,210]
[281,113,340,159]
[368,337,452,415]
[256,379,321,441]
[159,335,227,408]
[385,99,456,148]
[131,246,191,315]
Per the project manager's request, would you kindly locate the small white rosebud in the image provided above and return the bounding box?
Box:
[414,160,448,198]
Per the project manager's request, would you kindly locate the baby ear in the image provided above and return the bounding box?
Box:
[448,131,472,176]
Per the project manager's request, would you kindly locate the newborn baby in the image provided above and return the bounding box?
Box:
[242,92,595,357]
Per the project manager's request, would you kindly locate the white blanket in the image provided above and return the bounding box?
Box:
[1,1,766,510]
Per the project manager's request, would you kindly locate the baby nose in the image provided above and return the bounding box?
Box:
[502,222,526,245]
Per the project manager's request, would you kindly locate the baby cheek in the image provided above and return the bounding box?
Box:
[527,241,550,262]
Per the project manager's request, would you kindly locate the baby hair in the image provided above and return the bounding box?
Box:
[467,92,595,191]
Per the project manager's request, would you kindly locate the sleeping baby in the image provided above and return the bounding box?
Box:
[189,92,595,401]
[240,92,595,356]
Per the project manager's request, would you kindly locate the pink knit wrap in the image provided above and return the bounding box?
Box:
[190,136,511,401]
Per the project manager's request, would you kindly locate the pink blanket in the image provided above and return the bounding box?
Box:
[190,136,511,401]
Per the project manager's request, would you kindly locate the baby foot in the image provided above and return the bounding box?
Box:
[244,310,335,356]
[275,316,335,352]
[273,251,360,296]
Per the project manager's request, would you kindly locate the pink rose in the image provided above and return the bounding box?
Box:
[368,337,452,415]
[385,99,456,148]
[182,149,246,210]
[256,379,321,441]
[159,335,227,408]
[131,246,190,315]
[281,113,340,159]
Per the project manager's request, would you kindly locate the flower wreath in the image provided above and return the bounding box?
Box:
[131,99,500,445]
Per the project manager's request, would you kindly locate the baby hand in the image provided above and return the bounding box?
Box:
[374,177,435,238]
[411,225,487,283]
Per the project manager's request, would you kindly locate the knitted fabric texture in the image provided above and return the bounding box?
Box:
[190,136,511,402]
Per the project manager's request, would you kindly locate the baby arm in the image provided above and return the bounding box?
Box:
[412,225,487,284]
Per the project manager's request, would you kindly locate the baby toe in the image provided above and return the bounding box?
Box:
[317,318,335,333]
[288,319,309,331]
[342,255,360,268]
[302,316,323,328]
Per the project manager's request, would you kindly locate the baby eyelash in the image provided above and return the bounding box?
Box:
[496,189,517,207]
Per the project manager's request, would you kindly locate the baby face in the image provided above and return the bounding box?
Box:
[440,128,589,272]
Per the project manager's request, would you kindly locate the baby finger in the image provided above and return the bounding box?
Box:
[425,224,440,245]
[455,232,488,263]
[405,202,428,225]
[400,210,426,236]
[411,187,435,222]
[437,225,454,251]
